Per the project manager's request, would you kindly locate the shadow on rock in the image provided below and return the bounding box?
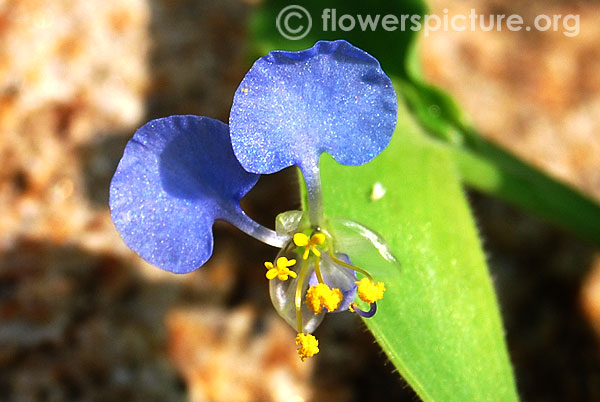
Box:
[0,239,185,402]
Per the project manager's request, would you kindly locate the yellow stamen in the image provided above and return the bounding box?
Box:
[311,233,326,245]
[296,333,319,361]
[323,288,343,311]
[305,284,327,314]
[302,246,311,260]
[329,250,374,281]
[265,257,297,281]
[305,283,343,314]
[293,233,309,246]
[356,278,386,303]
[293,232,326,260]
[295,259,309,332]
[314,257,324,284]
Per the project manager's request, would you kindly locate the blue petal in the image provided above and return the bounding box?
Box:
[229,40,397,173]
[109,115,259,273]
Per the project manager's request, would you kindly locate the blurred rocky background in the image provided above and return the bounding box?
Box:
[0,0,598,401]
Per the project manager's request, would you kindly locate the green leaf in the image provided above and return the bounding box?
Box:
[402,76,600,245]
[451,133,600,245]
[250,1,517,399]
[319,101,517,401]
[397,33,600,245]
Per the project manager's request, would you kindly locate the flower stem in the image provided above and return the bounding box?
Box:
[222,207,288,248]
[301,159,324,227]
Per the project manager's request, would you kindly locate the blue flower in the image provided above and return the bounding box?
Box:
[230,40,397,225]
[230,40,397,174]
[110,115,287,274]
[110,40,397,360]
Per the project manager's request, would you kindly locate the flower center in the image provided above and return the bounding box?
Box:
[293,232,326,259]
[264,227,387,361]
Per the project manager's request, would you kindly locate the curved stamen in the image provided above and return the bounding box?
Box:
[328,250,374,282]
[295,258,310,332]
[314,256,324,284]
[351,302,377,318]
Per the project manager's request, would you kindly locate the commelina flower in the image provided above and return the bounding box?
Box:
[110,40,398,361]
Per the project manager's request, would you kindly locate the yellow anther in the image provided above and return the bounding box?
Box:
[311,233,326,245]
[323,288,343,311]
[305,284,328,314]
[295,333,319,361]
[293,232,326,260]
[265,257,297,281]
[305,283,343,314]
[356,278,386,304]
[293,233,309,246]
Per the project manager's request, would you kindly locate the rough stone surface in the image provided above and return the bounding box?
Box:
[423,0,600,201]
